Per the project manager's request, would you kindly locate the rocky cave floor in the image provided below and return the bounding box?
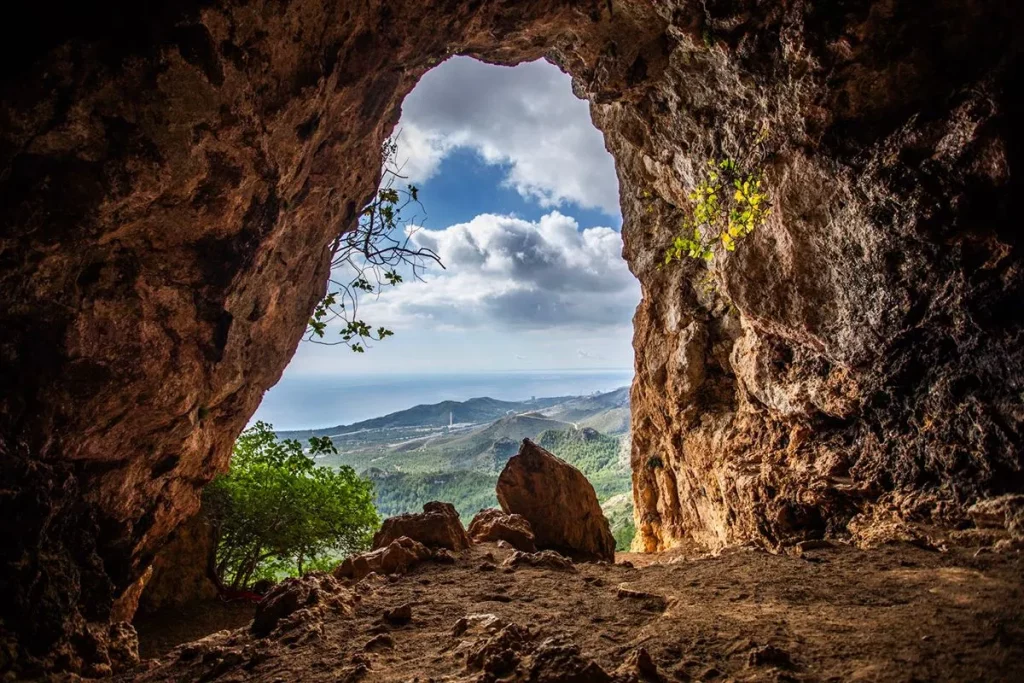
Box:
[127,543,1024,682]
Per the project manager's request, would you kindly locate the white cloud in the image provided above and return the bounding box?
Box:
[394,57,620,216]
[358,211,639,332]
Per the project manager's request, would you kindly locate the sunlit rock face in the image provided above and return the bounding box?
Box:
[0,0,1021,674]
[618,1,1023,553]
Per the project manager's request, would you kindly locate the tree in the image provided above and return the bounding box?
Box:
[306,137,443,352]
[203,422,379,590]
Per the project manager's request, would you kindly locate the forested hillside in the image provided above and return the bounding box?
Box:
[294,388,636,549]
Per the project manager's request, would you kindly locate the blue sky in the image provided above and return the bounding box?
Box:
[257,58,639,412]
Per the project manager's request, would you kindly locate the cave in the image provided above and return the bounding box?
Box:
[1,0,1022,678]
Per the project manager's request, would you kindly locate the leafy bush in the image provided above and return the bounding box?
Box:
[664,158,771,265]
[204,422,379,590]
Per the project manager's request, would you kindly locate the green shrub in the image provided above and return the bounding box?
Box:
[204,422,379,590]
[663,158,771,266]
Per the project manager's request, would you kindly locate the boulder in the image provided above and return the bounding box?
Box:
[251,573,354,637]
[503,550,578,574]
[372,501,472,551]
[334,536,432,582]
[467,508,537,552]
[496,440,616,562]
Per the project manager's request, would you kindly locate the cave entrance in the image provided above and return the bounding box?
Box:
[250,55,640,554]
[134,55,640,656]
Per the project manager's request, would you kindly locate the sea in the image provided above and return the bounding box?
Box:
[251,369,634,431]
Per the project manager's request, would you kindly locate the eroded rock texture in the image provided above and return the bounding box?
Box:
[0,0,1021,674]
[498,440,617,561]
[620,1,1024,552]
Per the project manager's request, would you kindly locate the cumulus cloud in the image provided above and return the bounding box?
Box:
[394,57,620,216]
[361,211,639,332]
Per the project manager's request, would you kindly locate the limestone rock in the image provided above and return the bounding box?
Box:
[251,573,354,637]
[138,509,219,614]
[334,536,432,582]
[497,440,616,562]
[372,501,472,551]
[968,495,1024,538]
[467,508,538,552]
[503,550,578,574]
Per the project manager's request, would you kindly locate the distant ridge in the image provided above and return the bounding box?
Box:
[276,395,573,440]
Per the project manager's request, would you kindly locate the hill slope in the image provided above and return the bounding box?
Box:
[277,395,572,440]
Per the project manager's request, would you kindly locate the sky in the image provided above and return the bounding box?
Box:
[267,57,639,383]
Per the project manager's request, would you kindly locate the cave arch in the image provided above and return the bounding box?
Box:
[1,0,1021,675]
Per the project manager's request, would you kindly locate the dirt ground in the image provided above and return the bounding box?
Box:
[130,542,1024,681]
[133,601,256,661]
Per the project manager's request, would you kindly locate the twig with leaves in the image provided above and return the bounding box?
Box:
[307,138,444,352]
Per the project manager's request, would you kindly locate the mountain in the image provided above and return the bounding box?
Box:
[282,386,636,550]
[276,395,573,440]
[541,387,631,434]
[425,413,575,470]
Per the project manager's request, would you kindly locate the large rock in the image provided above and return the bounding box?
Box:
[467,508,537,552]
[251,572,354,638]
[497,440,616,562]
[334,536,432,582]
[372,502,472,551]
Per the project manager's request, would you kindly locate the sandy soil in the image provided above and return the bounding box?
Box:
[130,542,1024,681]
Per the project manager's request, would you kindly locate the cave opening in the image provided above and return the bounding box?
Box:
[132,53,641,658]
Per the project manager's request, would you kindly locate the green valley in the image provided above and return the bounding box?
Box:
[277,387,636,549]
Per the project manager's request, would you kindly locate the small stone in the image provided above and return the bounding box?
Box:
[478,561,497,572]
[339,662,369,682]
[502,550,578,573]
[432,548,456,564]
[452,617,470,637]
[796,539,833,552]
[620,647,660,681]
[384,603,413,625]
[364,634,395,651]
[747,644,793,669]
[616,585,669,612]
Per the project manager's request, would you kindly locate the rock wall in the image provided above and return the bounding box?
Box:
[0,0,1021,674]
[136,511,218,615]
[618,0,1024,552]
